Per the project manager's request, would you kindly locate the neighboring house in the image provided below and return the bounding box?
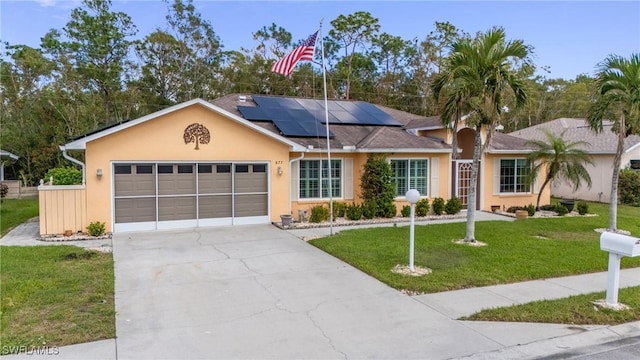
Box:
[0,149,19,181]
[509,118,640,203]
[38,95,549,235]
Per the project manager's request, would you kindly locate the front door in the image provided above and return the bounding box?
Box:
[454,160,480,210]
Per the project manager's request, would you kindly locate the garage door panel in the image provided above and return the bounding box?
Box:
[158,164,195,196]
[115,198,155,223]
[114,162,269,230]
[115,175,155,197]
[235,173,267,193]
[158,175,196,195]
[234,194,268,217]
[199,195,232,218]
[158,196,196,221]
[199,173,231,194]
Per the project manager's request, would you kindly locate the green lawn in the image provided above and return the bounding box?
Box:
[309,201,640,294]
[461,286,640,325]
[0,246,115,353]
[0,198,39,236]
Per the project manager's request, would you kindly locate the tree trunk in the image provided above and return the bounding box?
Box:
[536,175,552,210]
[608,113,625,231]
[464,126,482,242]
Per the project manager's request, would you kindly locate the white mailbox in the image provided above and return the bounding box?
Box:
[600,232,640,257]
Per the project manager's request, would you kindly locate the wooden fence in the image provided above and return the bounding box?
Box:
[38,185,87,236]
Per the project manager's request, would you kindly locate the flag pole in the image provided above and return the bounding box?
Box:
[319,19,333,236]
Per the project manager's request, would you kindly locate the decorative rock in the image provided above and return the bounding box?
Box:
[391,264,432,277]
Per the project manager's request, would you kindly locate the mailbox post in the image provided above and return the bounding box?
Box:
[599,232,640,306]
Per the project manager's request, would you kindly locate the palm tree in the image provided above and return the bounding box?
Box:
[526,129,594,210]
[587,53,640,231]
[431,27,531,242]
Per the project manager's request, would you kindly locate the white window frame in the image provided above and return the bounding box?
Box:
[298,159,342,200]
[390,158,429,198]
[499,158,531,194]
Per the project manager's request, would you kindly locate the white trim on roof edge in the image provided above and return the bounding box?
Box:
[63,98,306,152]
[0,150,19,160]
[625,141,640,155]
[305,148,452,154]
[486,149,534,154]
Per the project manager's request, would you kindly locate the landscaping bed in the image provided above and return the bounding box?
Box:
[273,212,467,229]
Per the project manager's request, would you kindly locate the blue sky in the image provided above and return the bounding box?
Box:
[1,0,639,80]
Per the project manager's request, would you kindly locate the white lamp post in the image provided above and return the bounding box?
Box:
[405,189,421,272]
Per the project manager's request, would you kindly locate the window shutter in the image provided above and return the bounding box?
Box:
[344,158,354,200]
[493,158,501,195]
[291,161,299,201]
[430,157,439,198]
[533,160,541,194]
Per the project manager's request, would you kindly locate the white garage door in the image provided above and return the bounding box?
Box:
[113,162,269,232]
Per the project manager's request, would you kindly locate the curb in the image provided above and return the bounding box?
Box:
[458,321,640,359]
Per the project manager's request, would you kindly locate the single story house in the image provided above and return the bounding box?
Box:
[509,118,640,203]
[0,149,19,181]
[39,94,549,235]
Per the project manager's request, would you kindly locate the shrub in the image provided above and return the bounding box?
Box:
[360,154,396,218]
[525,204,536,217]
[432,197,445,215]
[362,202,377,219]
[416,198,430,217]
[86,221,106,237]
[553,204,569,216]
[401,205,411,217]
[619,169,640,206]
[383,203,397,218]
[0,183,8,199]
[539,204,555,211]
[345,203,363,220]
[577,201,589,215]
[44,166,82,185]
[444,197,462,215]
[332,201,347,218]
[309,205,330,223]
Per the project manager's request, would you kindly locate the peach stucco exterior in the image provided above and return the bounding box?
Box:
[84,104,291,232]
[290,152,451,219]
[39,99,551,235]
[482,153,549,210]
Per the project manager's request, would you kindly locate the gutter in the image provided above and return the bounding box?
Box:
[288,152,306,215]
[59,146,86,185]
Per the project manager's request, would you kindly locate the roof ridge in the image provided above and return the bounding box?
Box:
[356,127,387,148]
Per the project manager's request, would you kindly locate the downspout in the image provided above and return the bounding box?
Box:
[60,146,86,185]
[288,152,306,215]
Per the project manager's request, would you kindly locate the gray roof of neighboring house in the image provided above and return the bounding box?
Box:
[211,94,451,152]
[489,132,536,152]
[0,150,19,160]
[508,118,640,154]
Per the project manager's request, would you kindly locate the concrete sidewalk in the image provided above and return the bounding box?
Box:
[2,216,639,359]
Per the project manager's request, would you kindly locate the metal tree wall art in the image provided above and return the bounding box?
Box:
[183,123,211,150]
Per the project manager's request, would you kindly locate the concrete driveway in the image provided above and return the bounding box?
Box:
[113,224,500,359]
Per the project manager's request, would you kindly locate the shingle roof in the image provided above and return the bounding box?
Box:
[508,118,640,154]
[211,94,450,152]
[0,150,19,160]
[488,132,536,152]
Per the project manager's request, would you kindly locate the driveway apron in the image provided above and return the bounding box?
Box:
[113,225,500,359]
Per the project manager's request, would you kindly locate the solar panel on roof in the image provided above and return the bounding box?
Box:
[238,106,268,120]
[272,118,334,137]
[238,96,402,133]
[359,102,402,126]
[331,110,360,124]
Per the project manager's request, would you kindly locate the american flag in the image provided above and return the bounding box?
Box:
[271,31,318,76]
